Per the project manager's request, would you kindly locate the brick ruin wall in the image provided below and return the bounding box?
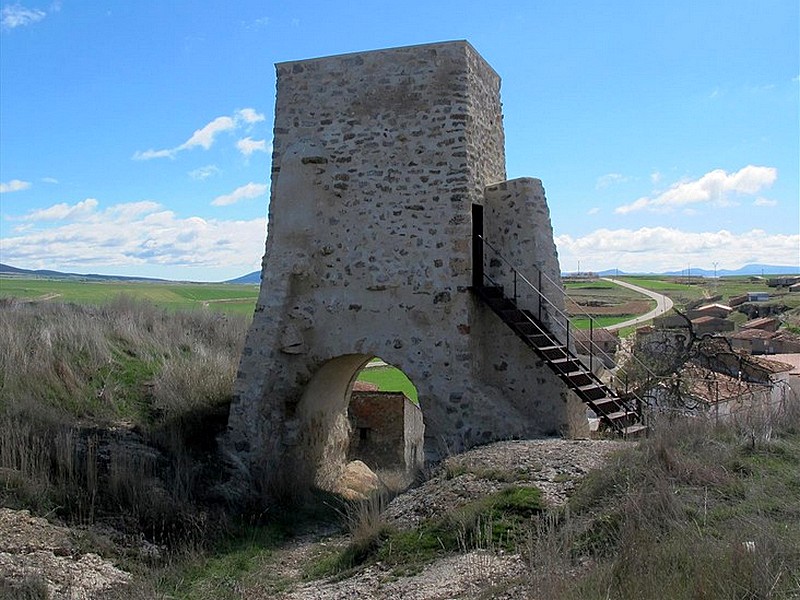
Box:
[347,391,424,471]
[225,41,587,492]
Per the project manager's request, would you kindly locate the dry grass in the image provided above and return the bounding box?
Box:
[0,297,248,540]
[526,403,800,599]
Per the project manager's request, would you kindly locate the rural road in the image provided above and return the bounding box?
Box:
[600,277,674,331]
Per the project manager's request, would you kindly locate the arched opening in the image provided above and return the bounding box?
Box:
[294,354,423,499]
[348,358,423,474]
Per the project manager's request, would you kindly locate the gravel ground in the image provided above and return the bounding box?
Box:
[0,508,130,599]
[278,437,631,600]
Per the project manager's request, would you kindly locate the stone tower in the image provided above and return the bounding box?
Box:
[226,41,586,492]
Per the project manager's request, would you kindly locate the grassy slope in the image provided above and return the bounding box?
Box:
[561,416,800,599]
[356,365,419,403]
[0,277,258,315]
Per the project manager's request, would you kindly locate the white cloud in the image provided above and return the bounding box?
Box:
[212,182,268,206]
[236,137,267,156]
[555,227,800,273]
[0,199,266,273]
[41,177,59,184]
[595,173,628,190]
[754,197,778,207]
[179,116,236,151]
[133,108,264,160]
[188,165,221,180]
[1,3,46,29]
[615,165,777,214]
[21,198,98,221]
[587,207,600,215]
[0,179,31,193]
[650,171,662,184]
[236,108,265,124]
[132,148,177,161]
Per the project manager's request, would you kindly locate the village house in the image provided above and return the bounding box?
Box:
[687,303,733,320]
[691,315,734,336]
[728,329,800,355]
[648,346,796,422]
[767,276,800,288]
[747,291,770,302]
[740,316,780,332]
[728,294,748,307]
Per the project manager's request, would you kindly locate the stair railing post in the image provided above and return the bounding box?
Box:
[472,206,484,289]
[538,269,543,322]
[513,269,517,305]
[589,318,594,373]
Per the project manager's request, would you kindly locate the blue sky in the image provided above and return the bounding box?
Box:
[1,0,798,281]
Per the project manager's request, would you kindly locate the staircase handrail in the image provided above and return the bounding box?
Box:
[516,250,665,385]
[477,235,661,401]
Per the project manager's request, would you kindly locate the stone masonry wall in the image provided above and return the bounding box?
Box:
[226,41,584,492]
[347,391,423,471]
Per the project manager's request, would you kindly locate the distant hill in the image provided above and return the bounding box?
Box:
[4,262,795,286]
[225,271,261,284]
[0,262,262,285]
[0,263,168,283]
[588,264,799,278]
[662,264,799,277]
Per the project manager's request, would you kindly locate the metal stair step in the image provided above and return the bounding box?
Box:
[576,384,607,400]
[562,369,592,381]
[577,383,607,393]
[623,424,648,437]
[525,332,551,344]
[604,410,633,421]
[516,323,542,336]
[500,309,528,323]
[550,356,581,366]
[540,346,570,361]
[591,397,623,412]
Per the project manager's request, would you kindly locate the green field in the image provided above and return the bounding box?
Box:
[0,276,259,315]
[356,363,419,404]
[619,274,800,310]
[570,315,635,330]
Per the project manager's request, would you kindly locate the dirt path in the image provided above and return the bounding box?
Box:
[601,278,674,330]
[200,297,253,308]
[16,292,63,302]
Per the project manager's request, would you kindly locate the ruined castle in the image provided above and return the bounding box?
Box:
[226,41,591,493]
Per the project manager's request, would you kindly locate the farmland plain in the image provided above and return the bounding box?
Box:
[0,276,259,315]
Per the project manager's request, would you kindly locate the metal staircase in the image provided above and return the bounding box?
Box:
[472,233,647,437]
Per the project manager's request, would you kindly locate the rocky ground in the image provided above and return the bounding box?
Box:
[0,437,631,599]
[0,508,130,599]
[278,437,630,600]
